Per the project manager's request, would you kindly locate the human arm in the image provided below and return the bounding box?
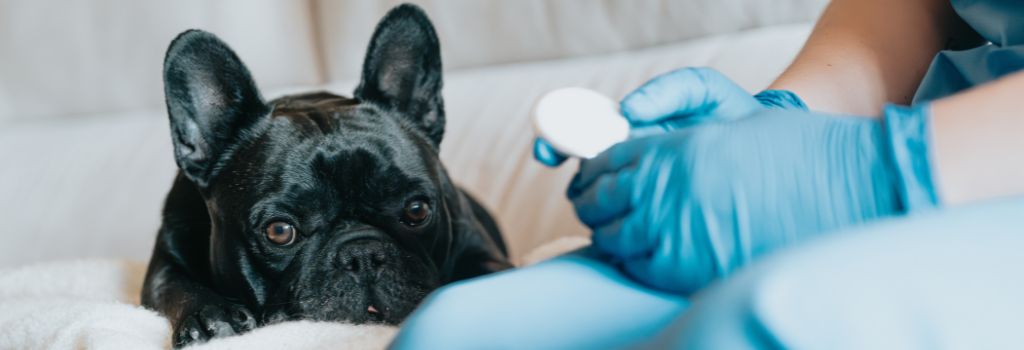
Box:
[767,0,982,115]
[929,71,1024,204]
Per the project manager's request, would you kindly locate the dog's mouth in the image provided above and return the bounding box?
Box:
[366,304,385,323]
[260,274,436,326]
[261,296,417,326]
[258,237,441,326]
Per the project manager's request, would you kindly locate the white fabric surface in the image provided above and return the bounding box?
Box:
[0,260,398,349]
[0,240,586,349]
[316,0,827,81]
[0,23,812,267]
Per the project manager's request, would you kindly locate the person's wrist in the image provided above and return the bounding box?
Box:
[883,103,940,212]
[754,89,808,111]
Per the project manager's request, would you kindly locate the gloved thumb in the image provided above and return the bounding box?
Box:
[533,137,569,167]
[620,67,762,127]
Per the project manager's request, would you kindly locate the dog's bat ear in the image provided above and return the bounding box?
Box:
[355,4,445,147]
[163,29,267,188]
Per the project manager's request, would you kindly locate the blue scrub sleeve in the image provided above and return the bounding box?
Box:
[646,198,1024,349]
[883,104,940,211]
[389,250,689,350]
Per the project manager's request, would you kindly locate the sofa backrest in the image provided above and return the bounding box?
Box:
[0,0,322,123]
[316,0,828,81]
[0,0,827,123]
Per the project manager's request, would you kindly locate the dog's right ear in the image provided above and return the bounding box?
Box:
[163,30,266,188]
[355,4,444,147]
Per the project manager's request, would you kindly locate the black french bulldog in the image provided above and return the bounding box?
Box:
[141,4,511,347]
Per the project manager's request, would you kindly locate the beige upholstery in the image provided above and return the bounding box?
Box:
[315,0,827,81]
[0,0,322,122]
[0,1,825,266]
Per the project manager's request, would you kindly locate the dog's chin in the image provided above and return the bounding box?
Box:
[262,291,427,326]
[261,267,440,326]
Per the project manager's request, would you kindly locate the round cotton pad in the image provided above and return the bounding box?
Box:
[533,87,630,159]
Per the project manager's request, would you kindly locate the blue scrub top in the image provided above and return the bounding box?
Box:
[913,0,1024,103]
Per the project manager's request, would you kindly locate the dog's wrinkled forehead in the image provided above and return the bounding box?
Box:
[233,92,437,203]
[272,92,431,161]
[272,92,392,140]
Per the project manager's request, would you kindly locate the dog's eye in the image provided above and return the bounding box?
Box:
[265,222,297,246]
[400,200,431,227]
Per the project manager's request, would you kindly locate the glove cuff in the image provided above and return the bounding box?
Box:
[883,103,941,212]
[753,89,808,111]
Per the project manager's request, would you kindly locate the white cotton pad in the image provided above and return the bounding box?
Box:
[533,87,630,159]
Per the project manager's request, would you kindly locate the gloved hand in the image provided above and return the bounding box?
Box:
[533,67,806,166]
[569,102,939,295]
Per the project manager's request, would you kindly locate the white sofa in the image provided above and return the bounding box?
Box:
[0,0,827,267]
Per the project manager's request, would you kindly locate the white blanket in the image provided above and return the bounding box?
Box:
[0,237,589,349]
[0,260,397,350]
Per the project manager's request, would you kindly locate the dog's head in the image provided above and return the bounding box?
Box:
[162,5,474,324]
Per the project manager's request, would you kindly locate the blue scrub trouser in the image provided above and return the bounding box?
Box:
[390,199,1024,349]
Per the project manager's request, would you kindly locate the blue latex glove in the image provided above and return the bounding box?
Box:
[533,67,806,166]
[569,101,939,295]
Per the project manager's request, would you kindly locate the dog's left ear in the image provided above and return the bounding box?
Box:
[355,4,444,146]
[163,30,267,188]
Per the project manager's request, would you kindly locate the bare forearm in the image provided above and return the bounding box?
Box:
[768,0,976,115]
[930,71,1024,205]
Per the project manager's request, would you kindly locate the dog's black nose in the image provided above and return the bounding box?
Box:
[338,239,388,275]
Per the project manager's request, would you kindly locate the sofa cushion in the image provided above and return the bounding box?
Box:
[314,0,826,81]
[0,0,322,123]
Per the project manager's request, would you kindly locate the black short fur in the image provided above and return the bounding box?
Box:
[141,4,511,348]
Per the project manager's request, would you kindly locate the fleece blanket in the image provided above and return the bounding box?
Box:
[0,237,589,350]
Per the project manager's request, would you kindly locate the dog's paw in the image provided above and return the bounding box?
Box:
[173,303,256,348]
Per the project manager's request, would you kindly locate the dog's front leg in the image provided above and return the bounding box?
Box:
[143,247,257,348]
[141,175,257,348]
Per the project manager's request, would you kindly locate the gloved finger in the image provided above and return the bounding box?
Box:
[628,120,705,138]
[533,138,568,167]
[620,67,761,126]
[753,89,808,110]
[569,168,637,228]
[590,213,653,260]
[628,123,669,139]
[569,136,656,197]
